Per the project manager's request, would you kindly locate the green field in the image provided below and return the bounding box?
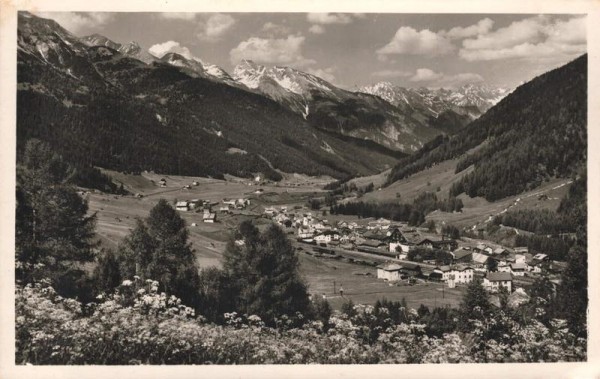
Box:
[298,253,466,310]
[86,168,568,308]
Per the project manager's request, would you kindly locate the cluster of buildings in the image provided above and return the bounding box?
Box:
[377,242,561,294]
[262,207,560,297]
[175,197,251,223]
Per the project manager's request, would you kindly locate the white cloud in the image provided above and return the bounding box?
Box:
[371,70,412,78]
[309,25,325,34]
[377,26,455,59]
[306,67,337,83]
[230,35,315,67]
[148,41,197,60]
[407,68,484,87]
[261,22,292,37]
[197,13,236,41]
[158,12,197,21]
[306,13,364,34]
[35,12,115,34]
[459,15,586,62]
[410,68,444,82]
[307,13,353,25]
[442,18,494,39]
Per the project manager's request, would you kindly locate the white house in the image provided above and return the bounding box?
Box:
[483,271,513,293]
[175,201,189,211]
[510,262,528,276]
[377,263,403,281]
[450,265,474,284]
[202,209,216,223]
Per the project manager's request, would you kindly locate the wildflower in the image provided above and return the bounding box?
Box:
[122,280,133,286]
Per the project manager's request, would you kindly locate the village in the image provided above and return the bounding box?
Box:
[153,172,568,309]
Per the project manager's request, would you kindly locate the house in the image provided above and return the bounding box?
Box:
[514,247,529,254]
[314,231,340,244]
[528,259,544,274]
[400,262,422,277]
[435,265,474,284]
[435,265,452,281]
[223,199,237,207]
[188,199,201,209]
[159,178,167,187]
[219,206,231,213]
[264,207,278,216]
[533,253,549,262]
[497,263,511,273]
[510,262,528,276]
[434,239,459,251]
[377,263,403,281]
[493,247,509,256]
[472,252,490,267]
[452,248,473,263]
[202,209,217,223]
[449,265,474,284]
[483,271,513,293]
[175,201,189,211]
[297,226,314,239]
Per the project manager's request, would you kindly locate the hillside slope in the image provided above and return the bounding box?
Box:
[17,12,401,181]
[386,54,587,201]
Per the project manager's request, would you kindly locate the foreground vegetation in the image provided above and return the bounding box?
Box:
[16,278,586,364]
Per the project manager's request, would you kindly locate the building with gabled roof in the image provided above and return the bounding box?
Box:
[483,271,513,293]
[377,262,403,281]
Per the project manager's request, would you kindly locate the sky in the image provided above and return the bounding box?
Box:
[35,12,587,90]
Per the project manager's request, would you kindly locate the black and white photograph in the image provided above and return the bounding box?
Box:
[0,0,598,377]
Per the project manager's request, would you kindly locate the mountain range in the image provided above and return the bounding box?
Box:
[18,11,532,187]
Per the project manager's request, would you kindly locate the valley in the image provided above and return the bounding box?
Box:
[84,167,571,309]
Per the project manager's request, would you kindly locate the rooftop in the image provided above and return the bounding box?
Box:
[486,271,512,282]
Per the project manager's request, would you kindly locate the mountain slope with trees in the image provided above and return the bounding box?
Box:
[387,54,587,202]
[17,12,402,182]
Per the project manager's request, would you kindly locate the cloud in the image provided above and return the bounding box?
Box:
[377,26,455,59]
[35,12,115,34]
[306,13,364,34]
[230,35,315,67]
[261,22,292,37]
[407,68,484,87]
[148,41,197,60]
[442,18,494,39]
[306,67,337,83]
[197,13,236,41]
[307,13,354,25]
[309,25,325,34]
[459,15,586,62]
[158,12,197,21]
[371,70,412,78]
[410,68,444,82]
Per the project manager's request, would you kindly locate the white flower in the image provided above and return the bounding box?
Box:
[122,280,133,286]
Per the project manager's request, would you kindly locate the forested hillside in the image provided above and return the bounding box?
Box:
[387,55,587,201]
[17,12,400,182]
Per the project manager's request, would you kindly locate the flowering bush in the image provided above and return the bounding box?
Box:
[16,279,586,365]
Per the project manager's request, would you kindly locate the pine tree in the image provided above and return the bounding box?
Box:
[458,279,491,330]
[117,199,200,306]
[94,249,122,293]
[223,222,311,325]
[16,139,96,283]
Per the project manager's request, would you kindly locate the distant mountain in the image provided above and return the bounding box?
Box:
[17,11,405,182]
[233,60,442,153]
[358,82,509,119]
[80,33,155,63]
[386,54,587,201]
